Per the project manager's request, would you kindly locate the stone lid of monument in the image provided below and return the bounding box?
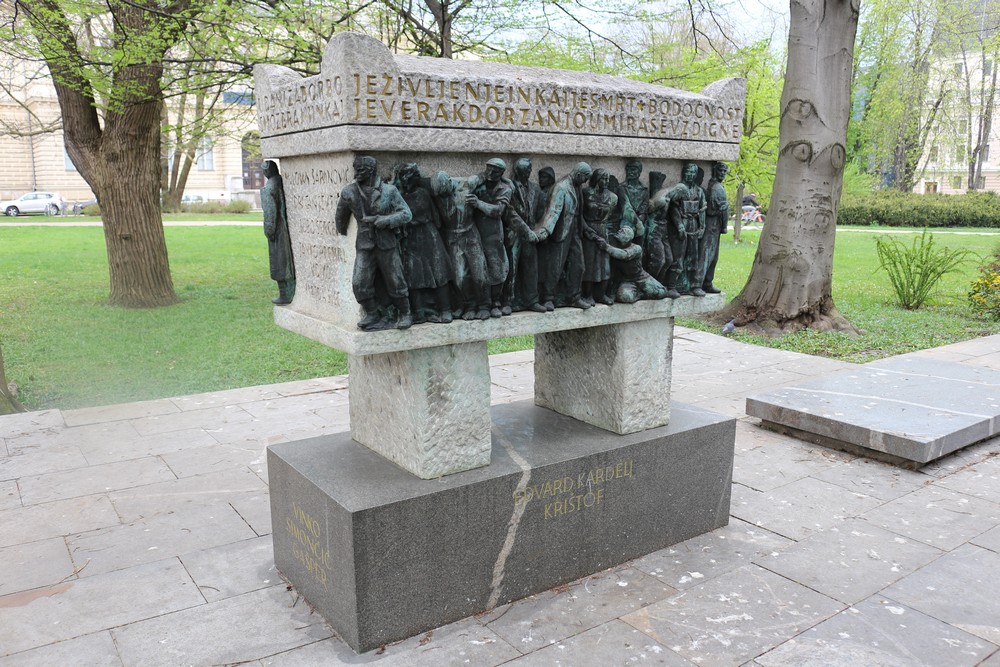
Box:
[254,32,745,159]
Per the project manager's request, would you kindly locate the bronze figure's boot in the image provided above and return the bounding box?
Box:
[394,297,413,330]
[357,299,382,330]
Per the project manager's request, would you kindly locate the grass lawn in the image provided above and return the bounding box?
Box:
[2,224,999,410]
[679,228,1000,361]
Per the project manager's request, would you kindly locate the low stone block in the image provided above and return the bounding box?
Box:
[347,342,491,478]
[267,400,735,653]
[745,358,1000,466]
[535,318,673,434]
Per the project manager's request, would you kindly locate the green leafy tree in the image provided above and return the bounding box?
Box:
[850,0,948,192]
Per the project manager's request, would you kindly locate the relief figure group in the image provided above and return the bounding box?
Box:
[326,155,730,331]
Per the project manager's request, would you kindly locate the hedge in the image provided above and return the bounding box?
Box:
[838,191,1000,228]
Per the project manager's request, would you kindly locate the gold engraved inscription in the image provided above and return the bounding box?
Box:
[347,73,742,141]
[285,501,332,591]
[513,460,635,520]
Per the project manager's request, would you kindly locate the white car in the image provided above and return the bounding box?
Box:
[1,191,66,216]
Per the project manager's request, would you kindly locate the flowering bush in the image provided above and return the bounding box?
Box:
[969,248,1000,320]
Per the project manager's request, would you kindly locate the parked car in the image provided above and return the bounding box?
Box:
[1,192,66,216]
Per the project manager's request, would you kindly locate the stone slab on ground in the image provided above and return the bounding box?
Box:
[267,400,735,653]
[745,356,1000,466]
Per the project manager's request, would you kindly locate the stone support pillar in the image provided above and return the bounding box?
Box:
[534,318,674,434]
[348,342,491,479]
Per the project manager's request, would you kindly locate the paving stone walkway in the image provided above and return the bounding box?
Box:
[2,328,1000,666]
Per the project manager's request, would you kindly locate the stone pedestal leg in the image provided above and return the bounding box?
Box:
[534,318,673,434]
[347,341,492,479]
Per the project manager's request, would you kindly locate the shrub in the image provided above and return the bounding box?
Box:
[81,204,101,216]
[839,190,1000,228]
[969,246,1000,320]
[225,199,252,213]
[184,201,226,214]
[875,229,976,309]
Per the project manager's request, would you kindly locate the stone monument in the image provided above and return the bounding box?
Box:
[256,32,743,653]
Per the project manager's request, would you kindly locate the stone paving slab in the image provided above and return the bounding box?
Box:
[67,503,259,576]
[0,558,204,656]
[158,439,267,479]
[933,451,1000,499]
[861,484,1000,551]
[0,439,89,479]
[0,409,63,439]
[730,477,883,541]
[76,427,218,466]
[179,535,278,603]
[108,466,268,522]
[753,597,997,667]
[110,585,331,666]
[746,357,1000,465]
[0,494,120,549]
[479,565,677,654]
[881,544,1000,645]
[129,404,255,437]
[809,456,925,501]
[972,523,1000,553]
[0,479,18,510]
[0,631,123,667]
[260,616,520,666]
[620,565,844,667]
[63,398,181,427]
[501,620,695,666]
[0,536,75,596]
[17,456,177,505]
[752,518,942,604]
[632,517,793,590]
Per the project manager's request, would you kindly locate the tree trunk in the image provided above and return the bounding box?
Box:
[0,345,25,415]
[721,0,860,335]
[98,97,178,308]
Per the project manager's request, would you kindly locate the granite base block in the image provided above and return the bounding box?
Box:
[267,400,735,653]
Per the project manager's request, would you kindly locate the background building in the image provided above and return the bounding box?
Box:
[0,60,262,208]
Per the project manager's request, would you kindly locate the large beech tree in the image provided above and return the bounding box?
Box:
[722,0,862,333]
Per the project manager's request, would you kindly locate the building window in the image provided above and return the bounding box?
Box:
[959,120,968,135]
[241,132,265,190]
[928,145,939,163]
[925,181,938,194]
[956,145,967,163]
[955,62,964,76]
[952,175,963,189]
[983,145,991,162]
[196,138,215,171]
[64,146,76,172]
